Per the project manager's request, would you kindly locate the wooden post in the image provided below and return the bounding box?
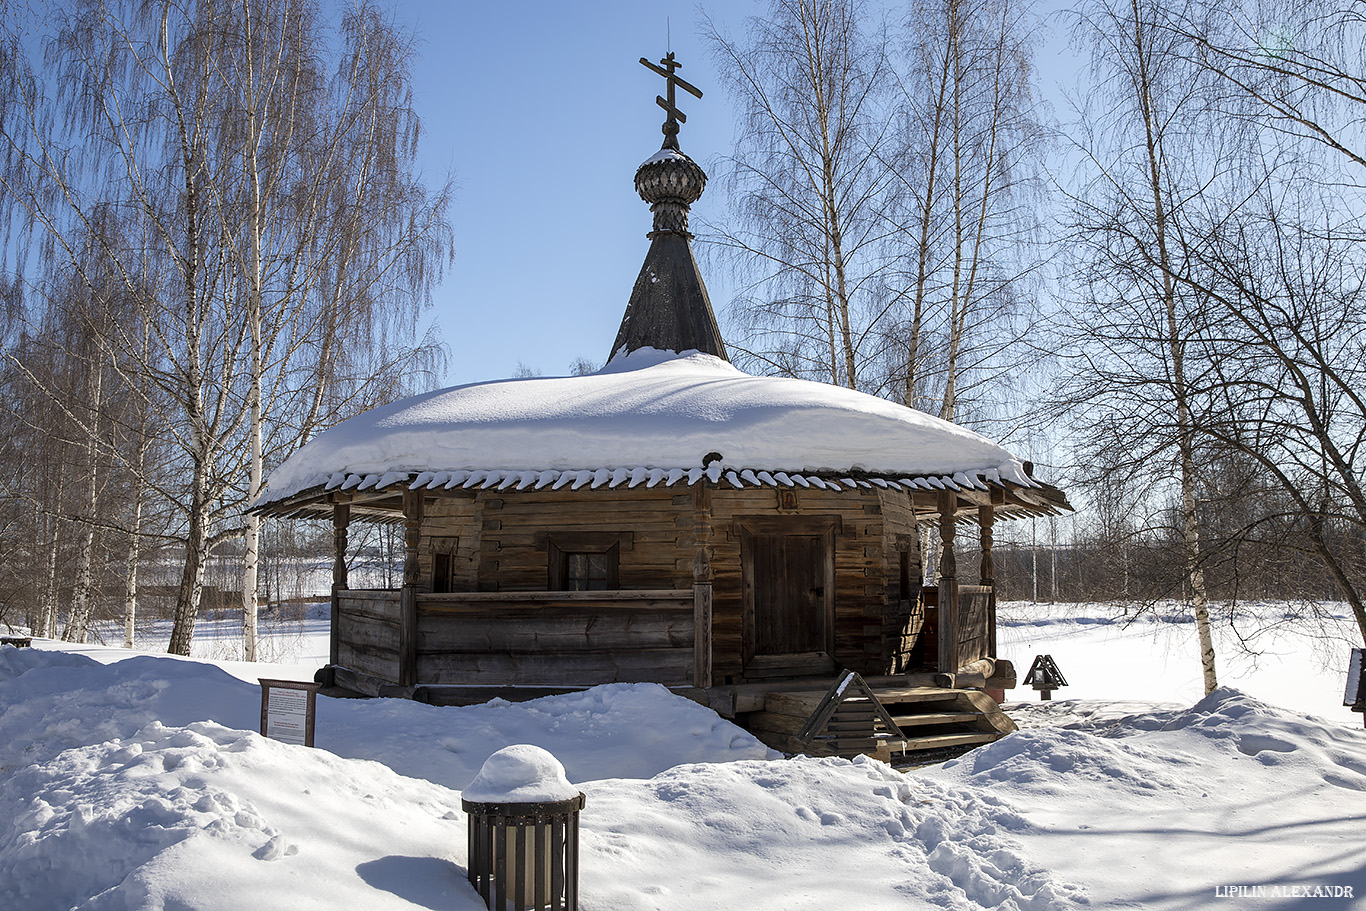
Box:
[980,502,996,658]
[936,490,958,674]
[400,489,424,687]
[330,494,351,668]
[692,481,714,689]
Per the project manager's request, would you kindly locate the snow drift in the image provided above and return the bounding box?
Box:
[2,644,1363,910]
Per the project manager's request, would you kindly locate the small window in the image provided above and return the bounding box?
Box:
[565,551,612,591]
[433,552,453,593]
[545,534,625,591]
[430,536,458,593]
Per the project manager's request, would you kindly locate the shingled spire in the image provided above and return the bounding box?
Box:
[608,52,729,364]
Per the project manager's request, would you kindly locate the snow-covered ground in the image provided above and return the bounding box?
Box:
[1,601,1361,909]
[997,599,1360,721]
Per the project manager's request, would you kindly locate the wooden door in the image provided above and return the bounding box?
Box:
[741,522,837,678]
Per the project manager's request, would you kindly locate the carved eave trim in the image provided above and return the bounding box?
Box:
[255,464,1070,523]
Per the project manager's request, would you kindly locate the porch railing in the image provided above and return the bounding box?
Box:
[414,590,695,687]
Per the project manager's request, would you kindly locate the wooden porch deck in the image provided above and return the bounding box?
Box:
[324,586,1016,762]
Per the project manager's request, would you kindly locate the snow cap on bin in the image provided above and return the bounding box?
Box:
[463,744,580,804]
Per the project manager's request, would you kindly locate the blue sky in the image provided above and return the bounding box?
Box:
[5,0,1080,388]
[393,2,764,385]
[396,0,1083,387]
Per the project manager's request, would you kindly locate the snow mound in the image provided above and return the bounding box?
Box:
[0,719,473,911]
[8,644,1365,910]
[584,755,1089,910]
[926,689,1366,909]
[938,725,1193,797]
[0,650,262,775]
[318,681,778,789]
[0,646,1093,910]
[462,744,579,803]
[1152,687,1366,790]
[0,650,773,792]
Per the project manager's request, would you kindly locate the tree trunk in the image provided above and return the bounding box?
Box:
[37,515,59,638]
[1131,0,1217,692]
[241,11,265,662]
[168,471,210,656]
[63,365,103,643]
[123,441,147,650]
[123,508,141,650]
[904,34,951,409]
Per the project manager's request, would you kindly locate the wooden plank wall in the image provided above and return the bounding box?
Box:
[878,488,925,673]
[414,593,694,686]
[395,484,921,688]
[709,487,886,682]
[336,590,402,683]
[468,487,693,591]
[417,495,481,591]
[956,584,992,669]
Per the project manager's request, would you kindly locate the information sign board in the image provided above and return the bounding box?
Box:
[1346,648,1364,710]
[259,678,320,747]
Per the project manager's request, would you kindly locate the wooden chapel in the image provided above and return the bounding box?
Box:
[255,53,1070,758]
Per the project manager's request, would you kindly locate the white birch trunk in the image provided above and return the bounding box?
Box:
[123,444,147,650]
[39,519,59,637]
[1130,0,1217,693]
[240,0,267,662]
[123,521,140,650]
[63,366,103,643]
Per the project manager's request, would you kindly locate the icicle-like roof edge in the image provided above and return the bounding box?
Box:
[254,463,1070,522]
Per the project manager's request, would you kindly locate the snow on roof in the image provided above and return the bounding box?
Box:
[258,348,1036,508]
[641,147,693,167]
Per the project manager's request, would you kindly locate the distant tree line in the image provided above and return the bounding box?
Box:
[0,0,451,656]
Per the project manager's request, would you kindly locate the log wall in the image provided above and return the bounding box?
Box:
[414,591,694,686]
[417,495,481,591]
[466,487,691,592]
[344,483,969,690]
[336,589,402,684]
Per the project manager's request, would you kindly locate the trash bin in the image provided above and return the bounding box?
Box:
[462,745,585,911]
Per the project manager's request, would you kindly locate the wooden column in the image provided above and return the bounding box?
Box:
[399,489,424,688]
[330,494,351,668]
[980,502,997,658]
[692,481,714,689]
[936,490,959,674]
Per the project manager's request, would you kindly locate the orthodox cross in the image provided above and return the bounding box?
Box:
[640,51,703,150]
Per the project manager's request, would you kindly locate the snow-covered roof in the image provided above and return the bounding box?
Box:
[258,348,1057,514]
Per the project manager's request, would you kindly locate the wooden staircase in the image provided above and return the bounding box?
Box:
[742,674,1016,762]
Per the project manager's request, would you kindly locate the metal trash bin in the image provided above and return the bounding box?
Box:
[462,745,584,911]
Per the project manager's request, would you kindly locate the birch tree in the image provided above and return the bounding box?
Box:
[885,0,1044,423]
[1058,0,1221,693]
[221,0,451,659]
[705,0,892,388]
[1170,1,1366,644]
[0,0,451,655]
